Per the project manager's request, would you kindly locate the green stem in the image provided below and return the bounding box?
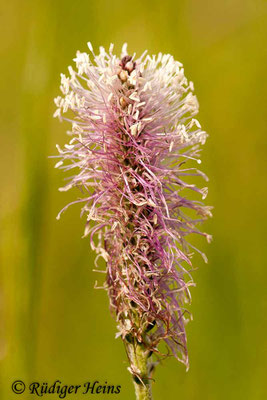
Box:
[126,341,153,400]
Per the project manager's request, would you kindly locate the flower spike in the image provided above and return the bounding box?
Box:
[54,44,212,378]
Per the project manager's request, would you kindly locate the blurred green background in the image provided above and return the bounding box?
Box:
[1,0,267,399]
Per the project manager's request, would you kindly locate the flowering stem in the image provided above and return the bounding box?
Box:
[126,340,153,400]
[54,43,211,398]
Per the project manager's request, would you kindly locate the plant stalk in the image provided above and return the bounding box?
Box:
[126,340,153,400]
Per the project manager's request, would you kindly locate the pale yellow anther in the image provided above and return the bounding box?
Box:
[125,61,134,73]
[119,70,128,82]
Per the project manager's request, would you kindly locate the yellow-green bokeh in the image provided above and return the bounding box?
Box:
[1,1,267,399]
